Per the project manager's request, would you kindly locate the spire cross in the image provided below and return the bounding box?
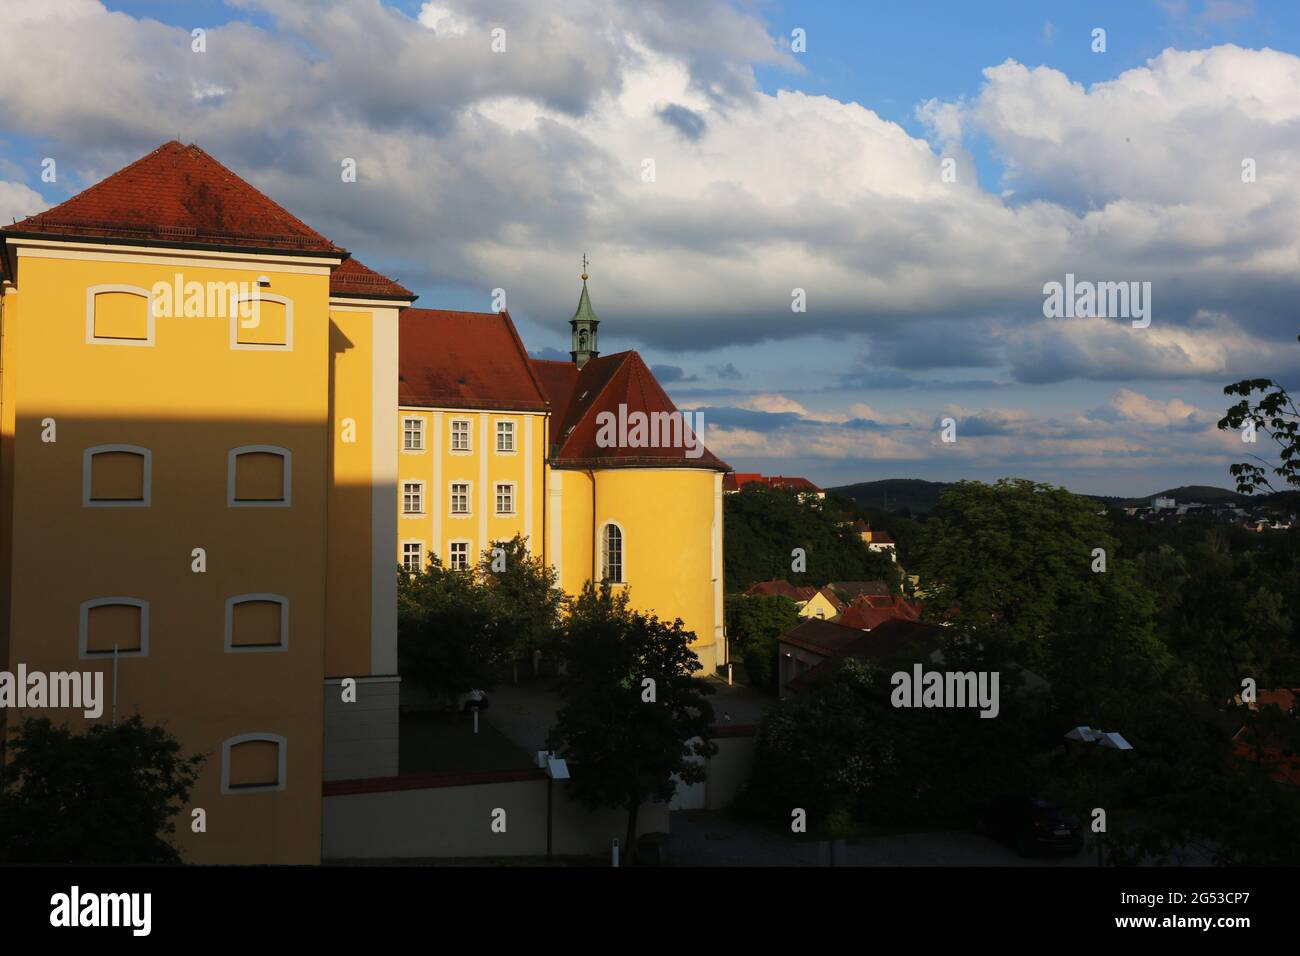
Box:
[581,253,589,279]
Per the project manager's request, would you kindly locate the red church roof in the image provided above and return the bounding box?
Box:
[399,309,549,412]
[4,141,343,255]
[529,359,580,436]
[539,351,728,471]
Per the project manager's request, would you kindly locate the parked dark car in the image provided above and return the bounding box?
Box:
[974,794,1084,857]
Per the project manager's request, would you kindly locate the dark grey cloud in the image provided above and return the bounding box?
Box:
[651,363,698,382]
[657,103,707,141]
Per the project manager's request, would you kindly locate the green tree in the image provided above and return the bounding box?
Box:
[399,537,564,699]
[0,715,203,863]
[724,593,800,692]
[546,583,716,863]
[398,555,513,700]
[477,534,564,671]
[1218,376,1300,498]
[912,479,1167,706]
[724,486,900,592]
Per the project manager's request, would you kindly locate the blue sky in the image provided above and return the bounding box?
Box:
[2,0,1297,496]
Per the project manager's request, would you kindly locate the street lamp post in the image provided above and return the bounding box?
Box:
[1064,726,1133,867]
[538,751,570,865]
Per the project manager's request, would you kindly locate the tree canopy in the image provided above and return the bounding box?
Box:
[546,583,716,863]
[0,715,203,863]
[724,485,900,592]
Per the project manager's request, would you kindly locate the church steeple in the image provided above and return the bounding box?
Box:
[570,254,599,368]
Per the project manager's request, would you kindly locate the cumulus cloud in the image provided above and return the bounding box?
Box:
[0,0,1294,401]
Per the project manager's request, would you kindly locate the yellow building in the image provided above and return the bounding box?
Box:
[0,143,414,863]
[396,278,729,672]
[0,141,728,863]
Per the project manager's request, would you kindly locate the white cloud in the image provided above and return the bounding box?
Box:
[0,180,48,224]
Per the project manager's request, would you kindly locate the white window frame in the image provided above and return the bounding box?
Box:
[449,480,472,518]
[227,445,292,508]
[450,419,472,454]
[78,597,150,659]
[600,521,626,585]
[402,417,425,453]
[401,540,425,572]
[221,733,288,794]
[230,291,294,352]
[495,419,517,455]
[85,284,156,347]
[448,540,471,572]
[224,593,289,654]
[495,481,517,516]
[83,444,152,508]
[402,480,426,515]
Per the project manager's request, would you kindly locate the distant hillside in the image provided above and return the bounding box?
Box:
[828,479,953,514]
[829,479,1267,514]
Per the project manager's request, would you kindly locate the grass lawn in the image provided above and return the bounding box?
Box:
[398,709,535,775]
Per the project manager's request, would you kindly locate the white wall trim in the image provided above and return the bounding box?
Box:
[431,412,444,549]
[524,417,535,542]
[79,597,149,659]
[85,284,156,346]
[371,306,400,675]
[224,593,289,653]
[15,238,340,270]
[227,445,292,507]
[83,444,152,507]
[230,291,293,351]
[221,733,288,794]
[548,469,563,582]
[478,413,488,548]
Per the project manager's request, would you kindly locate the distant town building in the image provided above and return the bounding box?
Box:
[722,472,824,499]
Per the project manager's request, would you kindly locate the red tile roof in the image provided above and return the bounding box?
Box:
[399,309,549,412]
[545,351,728,471]
[330,257,415,300]
[868,530,896,545]
[3,141,344,255]
[723,472,823,493]
[827,580,891,601]
[783,619,946,693]
[744,580,818,602]
[838,595,921,630]
[776,618,867,657]
[529,359,580,439]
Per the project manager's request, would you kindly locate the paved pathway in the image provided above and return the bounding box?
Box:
[669,810,1095,867]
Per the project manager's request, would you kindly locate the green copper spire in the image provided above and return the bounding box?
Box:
[570,254,600,368]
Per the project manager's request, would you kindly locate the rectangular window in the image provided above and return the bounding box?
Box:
[450,482,470,515]
[495,483,515,515]
[403,482,424,514]
[402,542,423,572]
[496,421,515,453]
[449,541,469,571]
[451,420,471,452]
[403,418,425,451]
